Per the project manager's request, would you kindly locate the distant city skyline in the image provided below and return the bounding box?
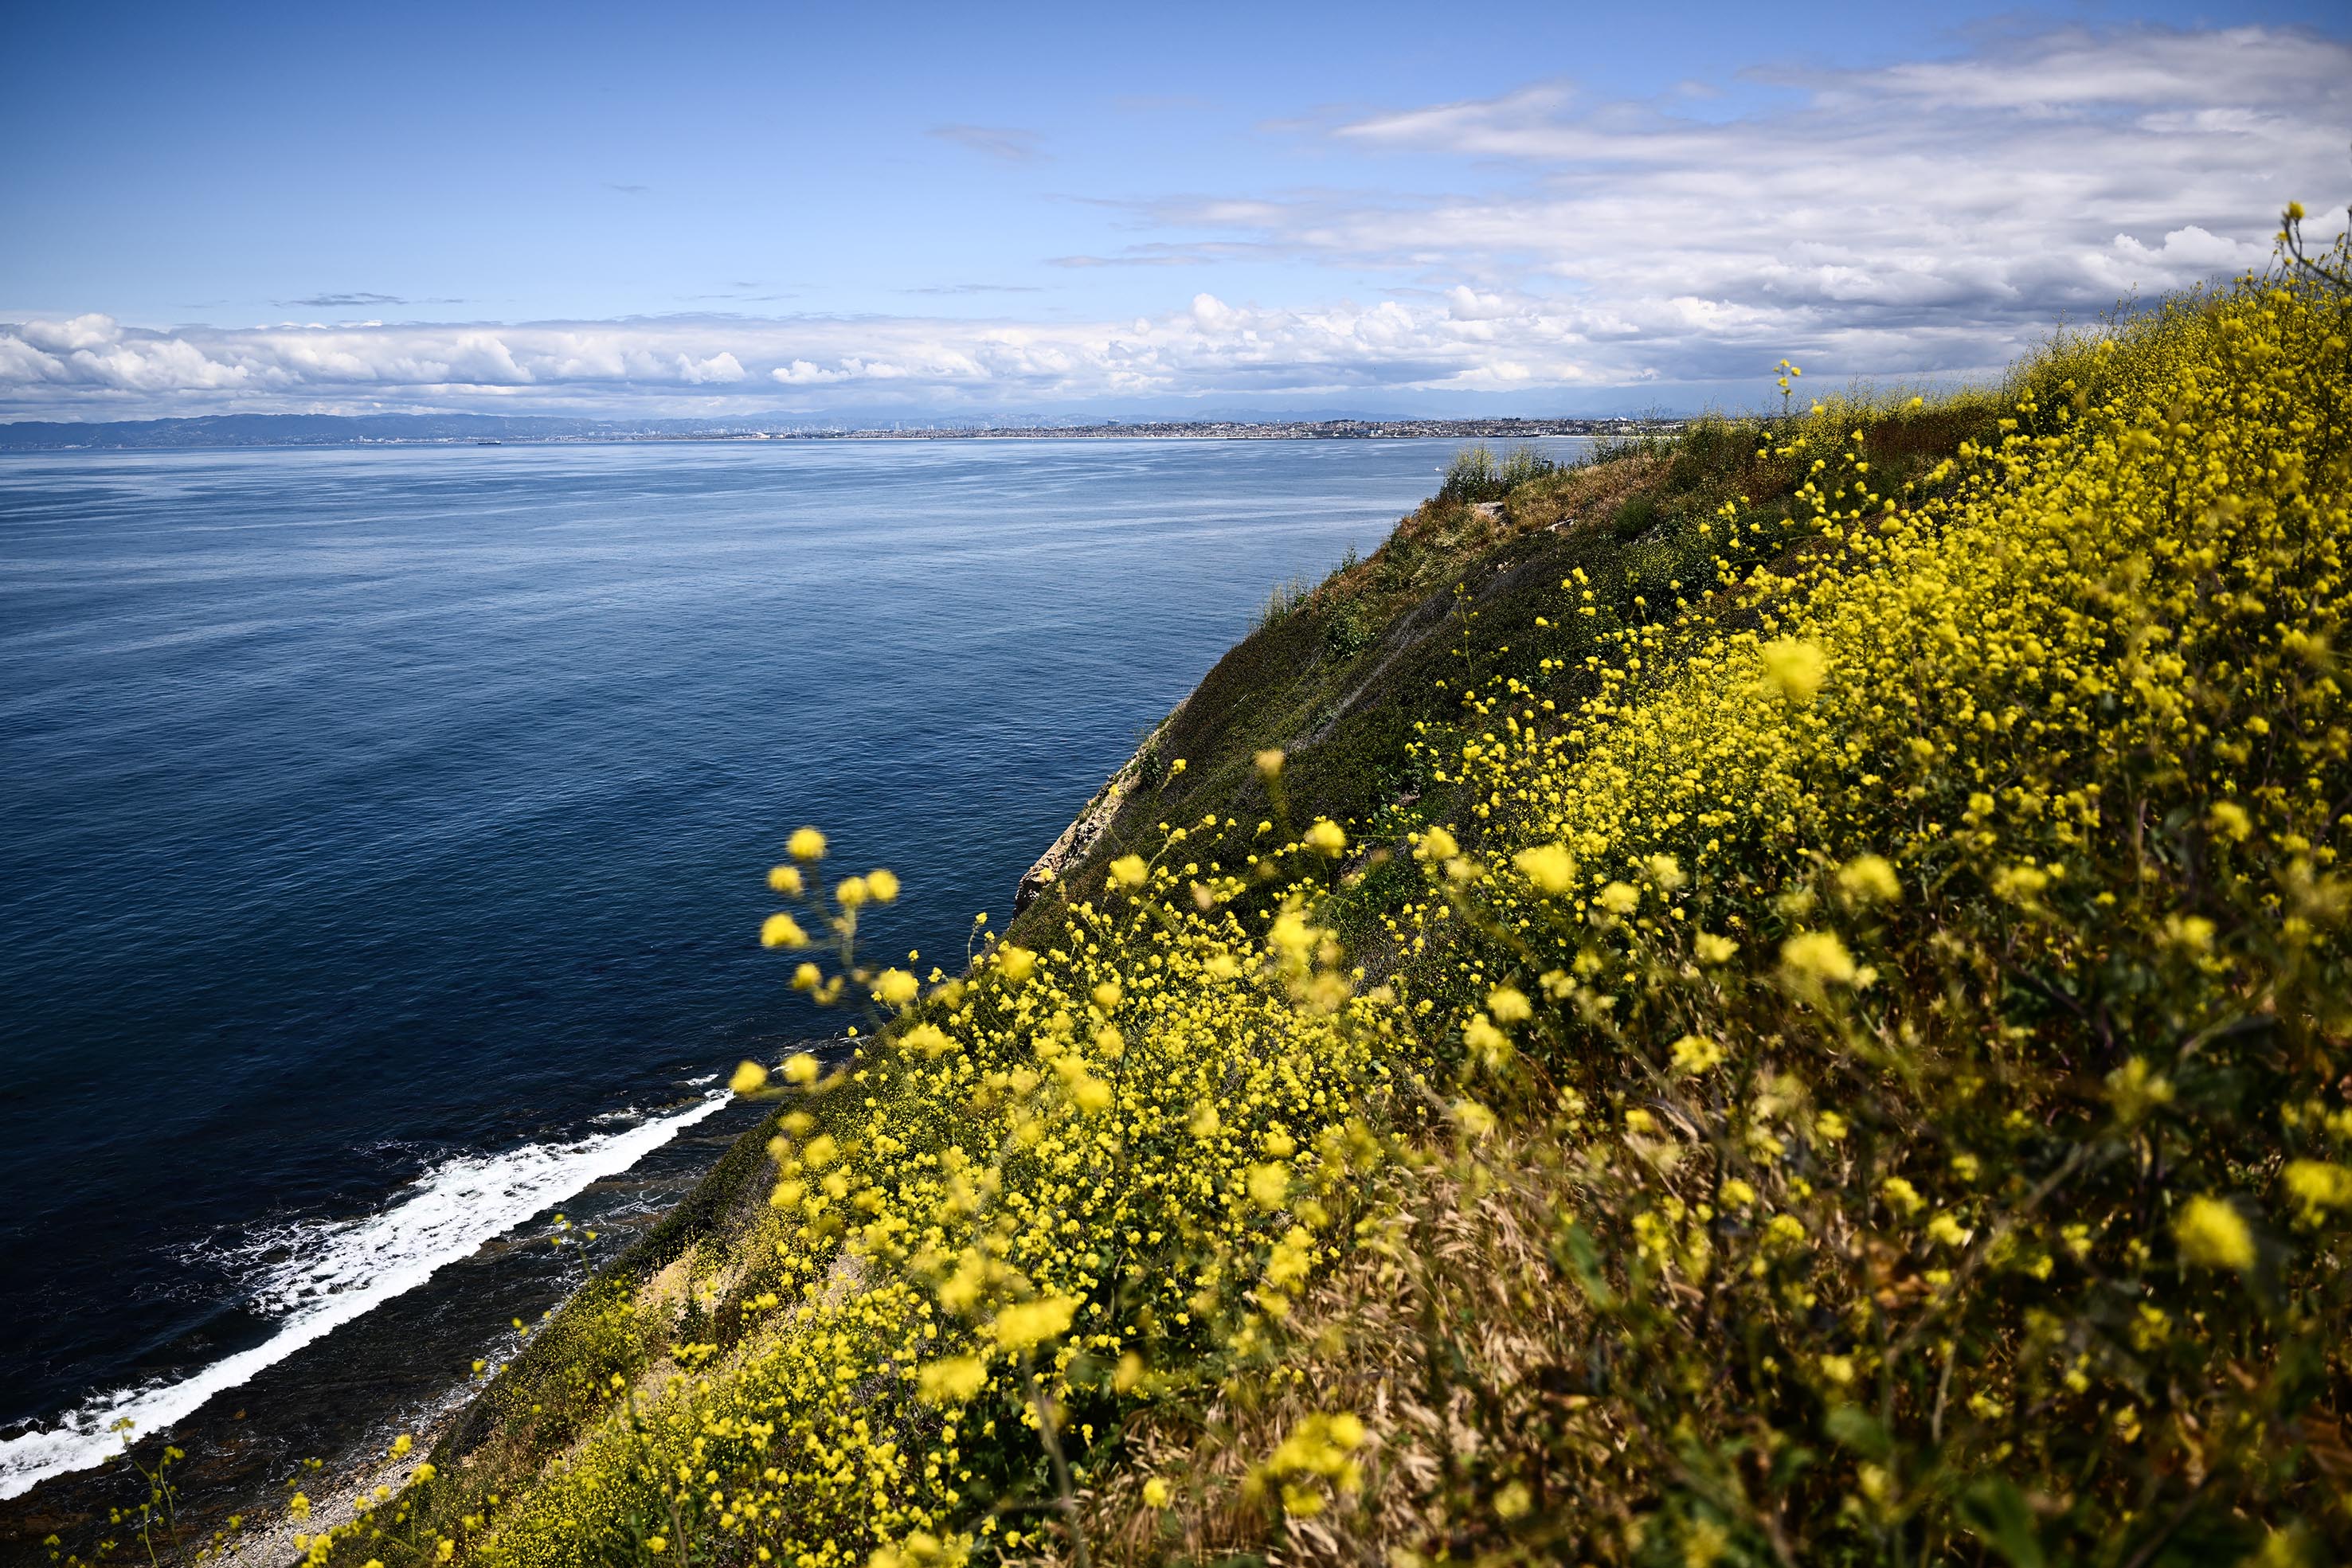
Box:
[5,1,2347,420]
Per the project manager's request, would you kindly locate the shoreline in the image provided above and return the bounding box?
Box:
[0,424,1642,456]
[0,1091,781,1567]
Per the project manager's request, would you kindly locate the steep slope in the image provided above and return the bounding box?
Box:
[194,241,2351,1568]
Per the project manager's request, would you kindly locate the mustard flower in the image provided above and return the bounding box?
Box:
[1837,854,1900,905]
[2281,1160,2352,1215]
[1513,842,1575,893]
[916,1356,987,1405]
[1759,637,1827,702]
[1669,1034,1724,1076]
[989,1296,1076,1351]
[1247,1163,1290,1210]
[2174,1195,2256,1270]
[761,913,811,949]
[786,827,826,861]
[1303,819,1348,857]
[2105,1058,2174,1124]
[1781,930,1857,985]
[729,1060,770,1094]
[1108,854,1149,889]
[1992,865,2050,904]
[866,867,901,902]
[766,862,804,895]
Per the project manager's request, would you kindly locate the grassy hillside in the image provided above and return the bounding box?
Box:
[209,230,2349,1568]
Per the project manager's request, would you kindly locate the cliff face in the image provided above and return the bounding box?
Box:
[1012,695,1187,917]
[998,443,1689,956]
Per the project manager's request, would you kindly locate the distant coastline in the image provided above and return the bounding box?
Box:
[0,412,1677,453]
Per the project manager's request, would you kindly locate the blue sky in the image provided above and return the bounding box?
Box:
[3,1,2346,420]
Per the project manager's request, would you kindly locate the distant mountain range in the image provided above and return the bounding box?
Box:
[0,413,765,449]
[0,410,1673,452]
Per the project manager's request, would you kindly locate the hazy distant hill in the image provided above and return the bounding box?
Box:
[0,413,709,449]
[0,406,1633,451]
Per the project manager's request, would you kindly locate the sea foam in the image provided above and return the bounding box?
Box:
[0,1093,729,1501]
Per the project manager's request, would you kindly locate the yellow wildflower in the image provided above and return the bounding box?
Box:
[916,1356,988,1404]
[2282,1160,2352,1215]
[990,1296,1076,1351]
[1781,930,1857,985]
[1247,1163,1290,1210]
[2174,1195,2256,1270]
[1669,1034,1724,1076]
[1759,637,1827,702]
[1836,854,1900,904]
[1513,842,1576,893]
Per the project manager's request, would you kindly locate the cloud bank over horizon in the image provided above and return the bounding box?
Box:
[5,23,2344,423]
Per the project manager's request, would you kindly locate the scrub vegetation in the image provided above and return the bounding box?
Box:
[64,211,2352,1568]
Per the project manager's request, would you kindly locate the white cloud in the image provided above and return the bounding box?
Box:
[19,314,126,354]
[4,24,2345,419]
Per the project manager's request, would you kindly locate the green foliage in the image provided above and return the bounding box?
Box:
[1438,444,1561,505]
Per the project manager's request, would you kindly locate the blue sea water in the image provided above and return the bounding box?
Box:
[0,434,1587,1500]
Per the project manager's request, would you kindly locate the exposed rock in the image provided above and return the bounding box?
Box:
[1014,695,1189,913]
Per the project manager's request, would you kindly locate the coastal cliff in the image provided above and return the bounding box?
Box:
[57,256,2352,1568]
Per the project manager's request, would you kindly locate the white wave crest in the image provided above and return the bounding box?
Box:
[0,1093,729,1500]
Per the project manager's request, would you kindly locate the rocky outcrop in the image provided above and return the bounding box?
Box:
[1014,695,1189,913]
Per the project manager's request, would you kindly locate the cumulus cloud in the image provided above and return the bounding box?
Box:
[1289,22,2346,369]
[4,24,2343,419]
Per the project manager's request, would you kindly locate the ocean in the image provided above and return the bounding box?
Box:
[0,434,1590,1512]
